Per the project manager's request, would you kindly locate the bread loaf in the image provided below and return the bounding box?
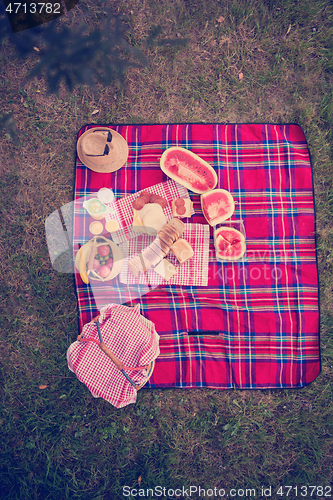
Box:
[158,229,175,247]
[128,254,147,277]
[158,218,185,246]
[150,237,170,258]
[128,236,169,277]
[141,245,164,269]
[167,217,185,236]
[128,218,185,277]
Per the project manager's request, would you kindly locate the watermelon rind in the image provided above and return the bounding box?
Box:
[214,227,246,261]
[160,146,218,194]
[201,189,235,226]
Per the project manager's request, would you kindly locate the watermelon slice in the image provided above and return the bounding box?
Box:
[160,146,217,194]
[214,227,246,261]
[201,189,235,226]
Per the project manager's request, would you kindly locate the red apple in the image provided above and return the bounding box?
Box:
[98,265,111,278]
[93,259,100,269]
[106,257,113,267]
[98,245,110,257]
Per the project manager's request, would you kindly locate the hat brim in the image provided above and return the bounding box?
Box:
[77,127,129,173]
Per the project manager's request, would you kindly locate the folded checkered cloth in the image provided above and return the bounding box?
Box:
[119,223,210,286]
[67,304,160,408]
[105,179,194,245]
[74,123,320,390]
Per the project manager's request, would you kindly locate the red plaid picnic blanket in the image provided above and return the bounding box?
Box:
[74,123,320,389]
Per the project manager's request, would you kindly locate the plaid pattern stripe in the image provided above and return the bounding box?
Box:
[74,123,320,390]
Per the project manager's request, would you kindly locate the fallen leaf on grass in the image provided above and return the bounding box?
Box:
[238,72,244,80]
[138,476,142,486]
[39,385,47,389]
[91,109,99,115]
[217,16,225,23]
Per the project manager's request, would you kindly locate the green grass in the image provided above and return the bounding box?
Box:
[1,0,333,498]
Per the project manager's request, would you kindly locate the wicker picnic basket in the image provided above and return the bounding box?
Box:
[75,235,123,282]
[77,318,156,391]
[67,304,159,407]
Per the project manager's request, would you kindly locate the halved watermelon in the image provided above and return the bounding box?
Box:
[160,146,217,194]
[214,227,246,261]
[201,189,234,226]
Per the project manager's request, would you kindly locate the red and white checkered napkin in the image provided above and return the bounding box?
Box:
[106,179,193,245]
[66,304,160,409]
[119,223,210,287]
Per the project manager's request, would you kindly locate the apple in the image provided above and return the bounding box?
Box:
[98,245,110,257]
[98,265,111,278]
[93,259,100,270]
[106,257,113,267]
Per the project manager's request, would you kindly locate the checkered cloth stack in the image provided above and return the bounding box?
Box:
[67,304,160,408]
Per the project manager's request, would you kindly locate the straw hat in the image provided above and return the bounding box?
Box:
[77,127,129,173]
